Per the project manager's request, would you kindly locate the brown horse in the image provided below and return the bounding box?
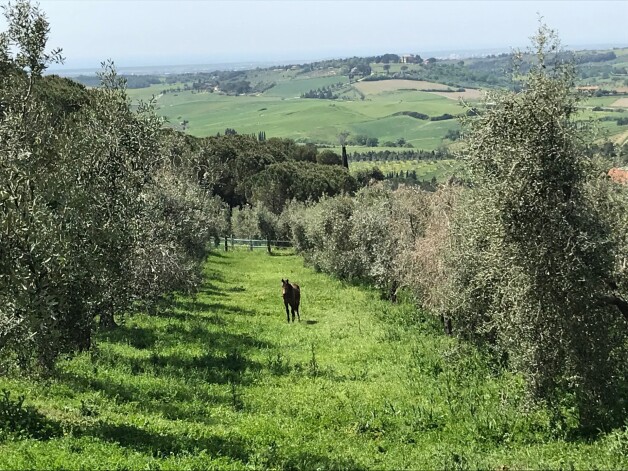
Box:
[281,279,300,323]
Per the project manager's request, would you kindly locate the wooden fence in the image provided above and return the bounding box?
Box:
[222,236,293,252]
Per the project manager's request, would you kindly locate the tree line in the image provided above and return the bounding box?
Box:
[300,82,345,100]
[349,148,453,162]
[0,1,358,372]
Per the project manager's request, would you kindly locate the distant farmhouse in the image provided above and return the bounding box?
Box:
[400,54,421,64]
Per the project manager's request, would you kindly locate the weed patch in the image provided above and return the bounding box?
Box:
[0,390,61,441]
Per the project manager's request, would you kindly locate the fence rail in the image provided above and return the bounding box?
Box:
[222,236,293,251]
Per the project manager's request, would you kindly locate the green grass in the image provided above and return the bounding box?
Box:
[582,96,625,108]
[0,250,625,469]
[263,75,347,98]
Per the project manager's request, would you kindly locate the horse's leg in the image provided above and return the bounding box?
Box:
[296,304,300,322]
[291,305,295,322]
[285,302,290,323]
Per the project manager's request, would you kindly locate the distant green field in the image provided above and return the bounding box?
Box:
[128,85,467,148]
[126,81,627,150]
[124,52,628,151]
[263,75,346,98]
[582,96,624,107]
[578,96,628,142]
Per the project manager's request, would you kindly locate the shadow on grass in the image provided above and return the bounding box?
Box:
[0,390,63,441]
[148,309,207,322]
[173,299,258,316]
[158,321,270,349]
[88,335,268,384]
[258,450,367,470]
[58,362,237,405]
[146,298,257,322]
[226,286,246,293]
[142,349,261,384]
[199,281,227,298]
[103,325,159,350]
[57,371,233,424]
[80,421,250,460]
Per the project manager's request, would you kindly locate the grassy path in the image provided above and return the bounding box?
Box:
[0,250,625,469]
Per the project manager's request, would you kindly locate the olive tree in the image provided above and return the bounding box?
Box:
[0,0,74,367]
[0,1,226,369]
[443,23,628,430]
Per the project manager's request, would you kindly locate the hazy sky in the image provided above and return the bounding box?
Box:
[4,0,628,69]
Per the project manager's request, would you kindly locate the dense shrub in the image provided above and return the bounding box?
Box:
[389,185,461,309]
[130,166,228,310]
[316,150,342,166]
[249,161,357,213]
[0,390,61,441]
[293,194,360,279]
[230,204,283,244]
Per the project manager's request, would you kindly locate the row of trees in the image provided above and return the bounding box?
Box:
[300,85,340,100]
[0,1,358,371]
[75,68,278,96]
[277,26,628,432]
[349,148,453,162]
[0,2,229,370]
[363,61,509,88]
[74,74,162,89]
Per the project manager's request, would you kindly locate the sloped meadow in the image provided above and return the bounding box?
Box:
[0,251,625,469]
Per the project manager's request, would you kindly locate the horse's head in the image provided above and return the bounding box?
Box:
[281,278,291,295]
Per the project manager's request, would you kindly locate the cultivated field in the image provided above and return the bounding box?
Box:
[354,79,453,94]
[611,97,628,107]
[430,88,484,101]
[613,129,628,146]
[354,79,484,101]
[128,83,467,149]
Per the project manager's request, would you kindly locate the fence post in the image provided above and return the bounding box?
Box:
[224,236,228,252]
[231,235,234,250]
[249,237,253,251]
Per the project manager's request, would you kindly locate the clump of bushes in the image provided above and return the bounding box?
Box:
[282,183,460,302]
